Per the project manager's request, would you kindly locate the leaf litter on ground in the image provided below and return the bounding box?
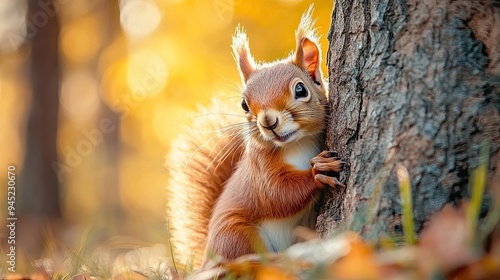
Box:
[3,152,500,280]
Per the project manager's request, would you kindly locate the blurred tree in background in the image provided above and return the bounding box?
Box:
[21,0,61,219]
[18,0,61,261]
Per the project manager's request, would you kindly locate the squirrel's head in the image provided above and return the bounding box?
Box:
[232,7,327,148]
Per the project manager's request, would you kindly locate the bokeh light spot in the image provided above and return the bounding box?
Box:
[0,0,27,53]
[120,0,161,40]
[60,70,100,122]
[60,16,102,64]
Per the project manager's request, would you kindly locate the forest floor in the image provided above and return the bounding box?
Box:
[2,163,500,280]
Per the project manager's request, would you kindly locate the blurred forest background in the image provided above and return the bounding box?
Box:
[0,0,333,272]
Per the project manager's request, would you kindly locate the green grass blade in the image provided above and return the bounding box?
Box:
[467,142,489,246]
[396,164,416,245]
[166,220,179,274]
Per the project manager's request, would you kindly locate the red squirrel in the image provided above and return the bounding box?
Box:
[166,7,346,269]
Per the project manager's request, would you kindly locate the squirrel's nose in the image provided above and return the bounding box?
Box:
[260,116,279,131]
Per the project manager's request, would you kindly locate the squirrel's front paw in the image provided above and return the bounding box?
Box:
[310,150,348,187]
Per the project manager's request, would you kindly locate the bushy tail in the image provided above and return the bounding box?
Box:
[166,98,245,269]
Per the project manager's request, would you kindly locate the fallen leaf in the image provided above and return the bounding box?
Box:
[255,264,297,280]
[286,231,351,264]
[328,233,381,279]
[449,254,500,280]
[3,274,23,280]
[29,271,50,280]
[417,204,478,276]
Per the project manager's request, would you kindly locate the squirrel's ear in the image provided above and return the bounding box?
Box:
[232,26,255,83]
[294,38,320,82]
[293,5,322,83]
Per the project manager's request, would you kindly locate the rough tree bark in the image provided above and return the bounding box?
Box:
[317,0,500,239]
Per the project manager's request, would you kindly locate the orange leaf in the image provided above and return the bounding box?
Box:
[329,233,380,280]
[3,274,25,280]
[450,255,500,280]
[29,271,50,280]
[417,204,477,276]
[255,265,297,280]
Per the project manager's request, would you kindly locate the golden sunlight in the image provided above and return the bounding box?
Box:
[60,70,100,122]
[120,0,161,40]
[127,49,168,98]
[60,16,102,64]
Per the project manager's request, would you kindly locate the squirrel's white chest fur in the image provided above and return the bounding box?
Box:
[283,136,321,170]
[258,214,304,252]
[258,136,320,252]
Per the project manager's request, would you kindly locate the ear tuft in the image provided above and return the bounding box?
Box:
[295,4,318,46]
[232,26,255,83]
[294,5,322,84]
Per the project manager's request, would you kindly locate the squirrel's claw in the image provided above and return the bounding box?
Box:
[316,150,338,158]
[310,150,348,173]
[312,161,346,173]
[311,150,347,188]
[310,156,341,164]
[314,174,345,188]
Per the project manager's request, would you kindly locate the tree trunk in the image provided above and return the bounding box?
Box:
[20,0,61,218]
[317,0,500,240]
[18,0,61,260]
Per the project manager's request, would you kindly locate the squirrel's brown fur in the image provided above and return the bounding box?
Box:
[166,7,345,269]
[166,99,244,268]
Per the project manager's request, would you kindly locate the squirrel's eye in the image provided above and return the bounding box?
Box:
[294,82,308,99]
[241,99,249,113]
